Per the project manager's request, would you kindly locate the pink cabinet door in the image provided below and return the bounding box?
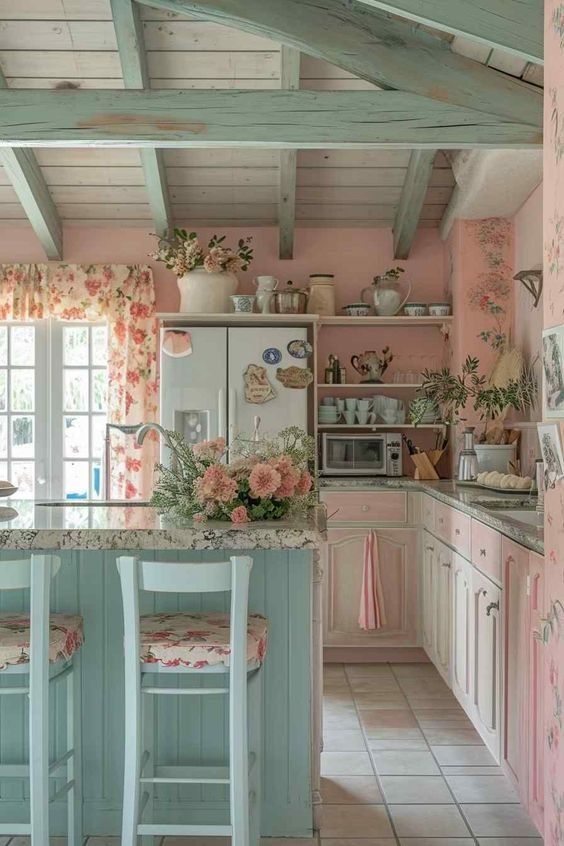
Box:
[324,527,418,647]
[472,566,501,760]
[528,550,544,836]
[452,552,472,712]
[422,534,435,657]
[434,543,452,683]
[502,538,530,799]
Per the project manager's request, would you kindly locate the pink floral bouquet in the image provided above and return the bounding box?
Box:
[150,230,253,278]
[151,426,316,524]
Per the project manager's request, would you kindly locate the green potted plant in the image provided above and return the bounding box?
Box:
[150,230,253,314]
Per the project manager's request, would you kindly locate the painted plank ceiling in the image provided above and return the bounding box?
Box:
[0,0,542,230]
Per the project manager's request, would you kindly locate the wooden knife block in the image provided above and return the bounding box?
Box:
[411,449,445,480]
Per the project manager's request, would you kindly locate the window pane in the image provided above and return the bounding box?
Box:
[63,326,89,366]
[64,370,89,412]
[11,369,34,412]
[11,462,34,498]
[64,461,89,499]
[64,415,89,458]
[92,370,107,413]
[11,416,34,458]
[0,462,7,480]
[0,417,6,458]
[91,415,106,459]
[10,326,34,366]
[0,328,7,366]
[92,325,108,366]
[0,370,6,412]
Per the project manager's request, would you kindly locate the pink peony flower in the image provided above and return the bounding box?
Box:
[249,462,281,499]
[193,437,226,459]
[275,466,300,498]
[231,505,249,523]
[296,470,313,495]
[195,465,237,504]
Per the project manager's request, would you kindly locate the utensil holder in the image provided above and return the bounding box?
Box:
[411,449,445,480]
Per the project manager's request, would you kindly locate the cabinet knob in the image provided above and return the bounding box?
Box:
[480,548,486,557]
[486,601,499,616]
[455,528,460,536]
[361,505,369,512]
[441,561,451,569]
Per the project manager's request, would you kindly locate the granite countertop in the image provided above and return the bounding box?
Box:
[319,477,544,554]
[0,501,327,551]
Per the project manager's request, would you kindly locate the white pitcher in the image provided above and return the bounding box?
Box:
[361,274,412,316]
[253,276,279,314]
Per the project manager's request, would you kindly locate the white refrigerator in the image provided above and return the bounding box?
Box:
[160,325,311,452]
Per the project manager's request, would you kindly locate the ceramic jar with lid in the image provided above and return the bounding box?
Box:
[307,274,336,316]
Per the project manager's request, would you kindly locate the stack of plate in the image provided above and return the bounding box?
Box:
[318,405,340,424]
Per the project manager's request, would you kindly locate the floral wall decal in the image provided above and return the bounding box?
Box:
[551,88,564,163]
[465,218,513,352]
[554,4,564,47]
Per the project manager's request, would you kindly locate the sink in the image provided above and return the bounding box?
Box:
[488,508,544,528]
[36,500,153,507]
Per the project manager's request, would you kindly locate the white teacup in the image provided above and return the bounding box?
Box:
[357,399,373,412]
[344,410,356,425]
[382,409,397,424]
[345,398,358,411]
[336,398,345,413]
[356,410,376,425]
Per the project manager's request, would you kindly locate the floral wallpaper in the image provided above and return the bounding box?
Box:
[0,263,158,499]
[544,2,564,843]
[465,218,513,353]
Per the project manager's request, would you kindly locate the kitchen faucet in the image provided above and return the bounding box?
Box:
[104,422,174,500]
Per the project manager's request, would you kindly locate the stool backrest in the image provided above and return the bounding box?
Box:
[116,555,254,681]
[0,556,61,590]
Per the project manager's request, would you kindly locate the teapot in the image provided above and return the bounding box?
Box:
[361,267,411,316]
[351,347,393,384]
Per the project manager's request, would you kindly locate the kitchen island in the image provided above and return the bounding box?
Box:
[0,501,326,838]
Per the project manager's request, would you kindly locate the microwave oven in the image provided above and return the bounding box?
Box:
[320,433,403,476]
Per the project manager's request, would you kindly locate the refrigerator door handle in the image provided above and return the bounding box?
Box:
[228,388,238,443]
[217,387,226,441]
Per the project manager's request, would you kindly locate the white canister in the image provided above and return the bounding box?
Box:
[307,274,336,316]
[474,444,517,474]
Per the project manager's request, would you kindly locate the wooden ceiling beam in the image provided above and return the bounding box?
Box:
[393,149,436,259]
[134,0,542,129]
[111,0,171,236]
[0,69,62,259]
[0,89,542,148]
[352,0,543,65]
[278,46,300,260]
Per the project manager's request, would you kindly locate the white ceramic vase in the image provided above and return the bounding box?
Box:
[177,268,239,314]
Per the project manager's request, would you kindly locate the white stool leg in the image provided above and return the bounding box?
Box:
[248,669,262,846]
[29,554,51,846]
[67,652,83,846]
[122,652,142,845]
[141,686,155,846]
[230,666,249,846]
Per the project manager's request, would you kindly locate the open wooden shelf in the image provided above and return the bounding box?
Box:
[157,313,453,328]
[319,315,453,327]
[317,423,446,430]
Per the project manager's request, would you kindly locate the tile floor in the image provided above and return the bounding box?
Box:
[3,664,543,845]
[321,662,543,846]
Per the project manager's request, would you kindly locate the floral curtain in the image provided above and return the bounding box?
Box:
[0,263,158,499]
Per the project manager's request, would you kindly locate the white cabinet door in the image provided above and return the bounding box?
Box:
[434,542,452,684]
[472,567,502,760]
[451,552,472,712]
[422,533,435,658]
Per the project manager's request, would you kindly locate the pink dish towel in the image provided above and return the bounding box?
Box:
[358,531,387,630]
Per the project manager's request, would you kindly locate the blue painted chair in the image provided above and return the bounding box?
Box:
[116,555,266,846]
[0,554,83,844]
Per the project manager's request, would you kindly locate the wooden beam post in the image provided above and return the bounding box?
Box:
[0,89,543,148]
[393,149,436,259]
[111,0,171,236]
[0,70,62,259]
[352,0,543,65]
[279,46,300,260]
[133,0,542,128]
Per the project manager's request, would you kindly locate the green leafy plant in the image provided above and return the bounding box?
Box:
[376,266,405,281]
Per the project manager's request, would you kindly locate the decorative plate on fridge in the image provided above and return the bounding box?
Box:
[262,347,282,365]
[287,339,313,359]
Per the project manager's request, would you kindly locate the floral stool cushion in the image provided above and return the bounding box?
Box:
[139,611,268,669]
[0,614,84,670]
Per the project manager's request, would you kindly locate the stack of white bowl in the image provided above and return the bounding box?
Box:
[372,395,406,424]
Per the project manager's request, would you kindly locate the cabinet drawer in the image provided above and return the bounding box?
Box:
[321,490,407,523]
[435,502,471,557]
[471,520,502,585]
[423,495,435,529]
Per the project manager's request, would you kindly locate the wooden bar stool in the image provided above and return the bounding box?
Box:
[116,554,267,846]
[0,554,83,844]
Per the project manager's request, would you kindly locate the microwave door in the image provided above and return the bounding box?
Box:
[326,437,354,472]
[354,437,386,474]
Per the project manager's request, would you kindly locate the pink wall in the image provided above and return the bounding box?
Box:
[0,224,447,313]
[544,3,564,843]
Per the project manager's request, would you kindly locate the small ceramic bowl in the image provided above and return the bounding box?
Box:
[231,295,256,313]
[428,303,452,316]
[404,303,428,317]
[343,303,370,317]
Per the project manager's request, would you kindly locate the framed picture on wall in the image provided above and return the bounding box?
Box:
[538,423,564,488]
[542,325,564,417]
